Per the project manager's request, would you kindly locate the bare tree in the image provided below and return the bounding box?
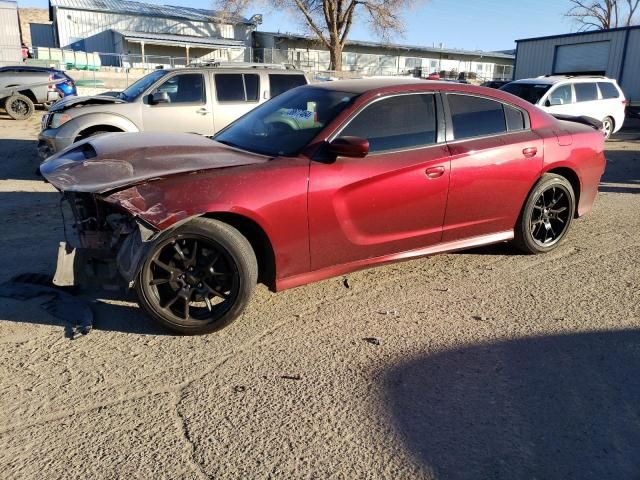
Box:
[215,0,423,71]
[566,0,640,31]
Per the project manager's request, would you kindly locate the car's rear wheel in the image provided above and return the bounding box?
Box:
[4,94,34,120]
[514,173,575,254]
[602,116,614,140]
[136,218,257,335]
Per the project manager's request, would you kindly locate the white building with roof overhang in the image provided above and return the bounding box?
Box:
[46,0,257,65]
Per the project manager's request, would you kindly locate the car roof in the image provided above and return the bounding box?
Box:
[511,75,616,85]
[162,66,306,75]
[310,77,431,93]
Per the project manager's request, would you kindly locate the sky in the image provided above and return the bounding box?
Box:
[19,0,577,52]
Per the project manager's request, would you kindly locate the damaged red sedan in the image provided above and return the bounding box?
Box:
[41,78,606,334]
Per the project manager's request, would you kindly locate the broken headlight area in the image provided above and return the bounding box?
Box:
[54,192,157,290]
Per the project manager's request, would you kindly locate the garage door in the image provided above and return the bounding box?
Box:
[554,41,610,74]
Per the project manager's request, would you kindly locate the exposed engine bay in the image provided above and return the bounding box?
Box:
[54,192,157,289]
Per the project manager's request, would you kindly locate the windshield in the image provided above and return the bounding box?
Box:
[214,87,359,157]
[118,70,169,101]
[500,83,552,104]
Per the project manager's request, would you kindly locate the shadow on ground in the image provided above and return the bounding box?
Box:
[602,146,640,194]
[383,330,640,480]
[0,288,168,336]
[0,139,40,180]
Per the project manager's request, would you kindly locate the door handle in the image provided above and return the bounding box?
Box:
[523,147,538,158]
[425,166,445,179]
[196,108,211,115]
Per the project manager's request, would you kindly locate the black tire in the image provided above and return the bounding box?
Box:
[602,116,614,140]
[135,218,258,335]
[4,94,35,120]
[514,173,575,254]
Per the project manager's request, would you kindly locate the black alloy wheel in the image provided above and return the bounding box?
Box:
[136,218,257,334]
[514,173,576,254]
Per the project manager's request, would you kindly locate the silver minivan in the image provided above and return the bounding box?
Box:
[38,64,308,158]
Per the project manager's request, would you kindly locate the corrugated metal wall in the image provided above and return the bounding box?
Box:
[514,28,640,103]
[53,7,252,52]
[0,0,22,63]
[620,29,640,103]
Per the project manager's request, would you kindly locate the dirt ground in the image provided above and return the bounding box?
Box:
[0,111,639,480]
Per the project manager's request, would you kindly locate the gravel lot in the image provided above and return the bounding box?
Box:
[0,112,639,479]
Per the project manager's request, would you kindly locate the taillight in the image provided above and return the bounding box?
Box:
[48,74,55,90]
[623,99,629,105]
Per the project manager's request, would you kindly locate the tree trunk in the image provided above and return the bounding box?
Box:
[329,42,343,72]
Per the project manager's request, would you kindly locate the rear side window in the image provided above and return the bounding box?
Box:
[504,105,525,131]
[448,94,506,139]
[598,82,620,99]
[341,94,437,153]
[574,82,599,102]
[269,74,307,97]
[215,74,260,102]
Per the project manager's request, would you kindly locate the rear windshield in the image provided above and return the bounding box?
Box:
[500,83,552,104]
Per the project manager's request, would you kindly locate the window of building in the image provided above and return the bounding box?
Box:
[340,94,437,153]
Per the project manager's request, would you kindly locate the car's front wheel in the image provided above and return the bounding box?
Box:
[514,173,575,254]
[136,218,258,335]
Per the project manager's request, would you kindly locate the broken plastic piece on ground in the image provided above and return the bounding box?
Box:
[363,337,381,346]
[0,274,93,339]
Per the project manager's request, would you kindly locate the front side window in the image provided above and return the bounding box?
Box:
[151,73,206,104]
[548,84,573,105]
[598,82,620,99]
[214,87,358,157]
[448,94,506,140]
[215,74,260,102]
[269,74,307,98]
[340,94,437,153]
[574,82,599,102]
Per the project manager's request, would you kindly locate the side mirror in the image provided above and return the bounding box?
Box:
[150,92,170,104]
[548,97,564,106]
[327,136,369,158]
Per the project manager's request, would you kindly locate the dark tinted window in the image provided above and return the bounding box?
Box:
[269,74,307,97]
[504,105,525,131]
[215,74,245,102]
[500,83,551,104]
[598,82,620,99]
[448,94,506,139]
[341,94,437,153]
[244,74,259,101]
[151,74,205,104]
[574,82,599,102]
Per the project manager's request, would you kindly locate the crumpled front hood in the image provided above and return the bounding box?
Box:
[40,132,270,194]
[50,94,126,112]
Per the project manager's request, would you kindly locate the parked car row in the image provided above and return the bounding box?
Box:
[38,74,607,335]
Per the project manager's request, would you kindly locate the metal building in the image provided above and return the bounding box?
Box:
[514,26,640,105]
[0,0,21,64]
[45,0,257,65]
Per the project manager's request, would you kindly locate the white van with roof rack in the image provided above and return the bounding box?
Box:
[500,75,627,139]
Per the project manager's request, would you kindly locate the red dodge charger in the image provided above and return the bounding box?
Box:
[41,78,606,334]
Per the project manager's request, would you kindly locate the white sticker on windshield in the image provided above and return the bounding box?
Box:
[281,109,313,120]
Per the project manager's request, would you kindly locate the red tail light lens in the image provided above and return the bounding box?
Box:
[48,74,55,90]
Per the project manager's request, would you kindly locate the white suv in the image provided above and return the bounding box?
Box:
[501,76,627,139]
